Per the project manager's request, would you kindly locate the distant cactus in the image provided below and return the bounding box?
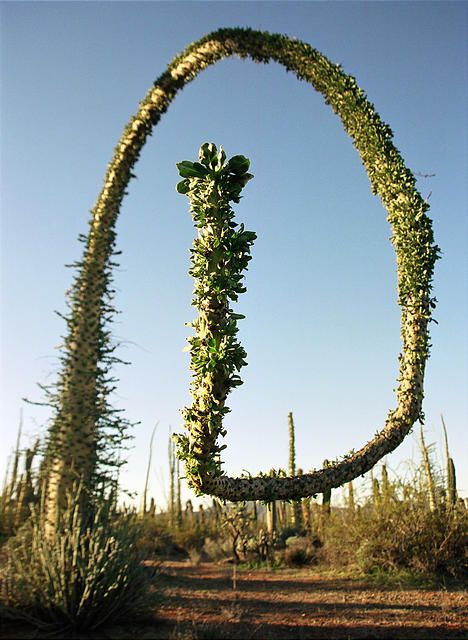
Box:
[370,469,381,507]
[288,412,296,478]
[322,460,332,516]
[142,422,157,515]
[168,433,178,529]
[447,458,457,507]
[266,471,278,536]
[381,464,391,503]
[419,425,437,512]
[288,413,302,528]
[266,501,277,537]
[441,416,457,508]
[347,481,356,512]
[1,415,39,535]
[15,441,39,528]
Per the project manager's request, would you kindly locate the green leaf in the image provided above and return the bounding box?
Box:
[177,161,206,178]
[176,180,190,194]
[228,155,250,175]
[193,162,209,175]
[199,142,218,168]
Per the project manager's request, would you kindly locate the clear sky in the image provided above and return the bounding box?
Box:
[1,1,467,509]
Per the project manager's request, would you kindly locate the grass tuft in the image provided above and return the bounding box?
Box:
[1,488,155,632]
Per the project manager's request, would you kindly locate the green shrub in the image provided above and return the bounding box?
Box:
[321,475,467,579]
[1,490,154,632]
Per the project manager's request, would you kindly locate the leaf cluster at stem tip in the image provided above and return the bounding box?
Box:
[176,142,253,203]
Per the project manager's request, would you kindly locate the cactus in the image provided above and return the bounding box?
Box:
[347,481,355,512]
[266,472,278,536]
[10,412,23,504]
[14,440,39,528]
[0,414,38,535]
[288,413,302,528]
[322,460,332,516]
[372,475,381,507]
[142,422,158,515]
[168,433,177,528]
[176,456,182,528]
[185,499,194,525]
[447,458,457,508]
[441,416,457,508]
[381,464,390,503]
[288,412,297,478]
[419,425,437,512]
[39,28,438,512]
[297,468,312,530]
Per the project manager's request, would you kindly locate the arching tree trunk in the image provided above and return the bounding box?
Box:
[40,28,439,523]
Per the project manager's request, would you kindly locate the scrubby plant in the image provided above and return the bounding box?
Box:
[320,463,467,579]
[0,419,39,541]
[2,485,152,631]
[221,504,274,565]
[280,535,320,568]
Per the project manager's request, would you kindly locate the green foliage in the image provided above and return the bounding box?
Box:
[136,505,221,561]
[220,504,275,565]
[175,143,256,494]
[2,486,153,632]
[134,428,465,582]
[320,468,467,579]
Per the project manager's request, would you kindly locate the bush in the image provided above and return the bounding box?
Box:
[280,536,318,568]
[1,490,154,632]
[321,480,468,579]
[137,514,189,560]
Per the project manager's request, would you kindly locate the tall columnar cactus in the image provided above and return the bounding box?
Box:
[142,422,157,515]
[347,481,355,512]
[168,434,177,528]
[266,471,278,536]
[175,142,256,493]
[288,413,302,527]
[41,28,439,513]
[381,464,391,503]
[441,416,457,508]
[447,458,457,508]
[14,441,39,528]
[288,412,296,479]
[322,459,332,516]
[419,425,437,512]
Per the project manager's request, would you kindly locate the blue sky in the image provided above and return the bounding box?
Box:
[1,1,467,508]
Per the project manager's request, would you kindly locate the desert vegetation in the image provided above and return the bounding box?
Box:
[1,27,464,639]
[1,415,466,637]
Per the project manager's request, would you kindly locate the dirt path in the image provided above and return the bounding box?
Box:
[1,561,467,639]
[151,561,467,639]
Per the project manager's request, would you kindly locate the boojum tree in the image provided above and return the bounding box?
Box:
[41,28,439,522]
[175,142,256,493]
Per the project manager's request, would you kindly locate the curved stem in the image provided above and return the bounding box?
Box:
[43,27,439,508]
